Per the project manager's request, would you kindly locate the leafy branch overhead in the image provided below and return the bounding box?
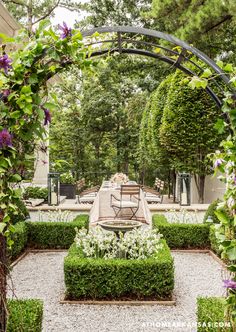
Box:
[2,0,82,33]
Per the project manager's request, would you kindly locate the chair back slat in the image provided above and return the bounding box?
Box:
[121,185,140,196]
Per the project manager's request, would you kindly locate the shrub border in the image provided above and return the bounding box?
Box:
[152,214,211,249]
[8,214,89,260]
[26,214,89,249]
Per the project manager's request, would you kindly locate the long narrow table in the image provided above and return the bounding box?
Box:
[89,181,152,225]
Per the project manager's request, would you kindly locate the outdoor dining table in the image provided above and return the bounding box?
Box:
[89,181,152,225]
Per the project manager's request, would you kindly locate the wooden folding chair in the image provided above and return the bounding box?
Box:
[110,185,141,219]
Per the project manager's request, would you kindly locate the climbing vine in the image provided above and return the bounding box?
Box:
[190,64,236,329]
[0,19,90,331]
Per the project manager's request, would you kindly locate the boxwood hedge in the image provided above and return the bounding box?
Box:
[152,214,210,249]
[8,222,28,261]
[27,214,89,249]
[64,240,174,300]
[197,297,231,332]
[7,299,43,332]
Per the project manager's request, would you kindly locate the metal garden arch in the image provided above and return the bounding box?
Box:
[82,26,235,116]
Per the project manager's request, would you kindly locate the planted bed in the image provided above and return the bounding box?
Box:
[64,237,174,300]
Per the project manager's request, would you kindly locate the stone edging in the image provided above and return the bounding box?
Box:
[171,249,227,269]
[59,298,176,306]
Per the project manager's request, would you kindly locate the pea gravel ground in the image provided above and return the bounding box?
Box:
[8,251,225,332]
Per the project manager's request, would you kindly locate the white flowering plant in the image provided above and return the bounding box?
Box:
[165,208,199,224]
[74,227,163,260]
[110,173,129,184]
[38,209,74,222]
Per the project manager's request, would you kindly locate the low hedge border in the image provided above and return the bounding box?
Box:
[64,240,174,300]
[8,222,28,261]
[7,299,43,332]
[7,214,89,259]
[197,297,231,332]
[152,214,210,249]
[26,214,89,249]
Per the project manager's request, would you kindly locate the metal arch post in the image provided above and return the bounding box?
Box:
[117,32,122,54]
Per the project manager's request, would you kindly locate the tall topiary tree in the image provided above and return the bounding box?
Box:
[159,70,224,203]
[149,74,173,175]
[139,74,174,185]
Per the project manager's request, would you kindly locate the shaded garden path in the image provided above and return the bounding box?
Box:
[8,252,225,332]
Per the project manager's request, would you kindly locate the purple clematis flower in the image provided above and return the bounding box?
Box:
[0,54,12,74]
[0,128,13,149]
[58,22,72,39]
[3,89,10,97]
[223,279,236,289]
[234,175,236,185]
[43,108,51,126]
[0,89,10,102]
[214,158,224,168]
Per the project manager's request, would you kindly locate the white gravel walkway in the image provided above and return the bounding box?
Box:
[8,251,225,332]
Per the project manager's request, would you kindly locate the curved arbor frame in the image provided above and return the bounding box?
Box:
[0,24,235,332]
[83,26,235,111]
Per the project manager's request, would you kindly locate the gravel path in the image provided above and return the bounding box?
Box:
[8,251,225,332]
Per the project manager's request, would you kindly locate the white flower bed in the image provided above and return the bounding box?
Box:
[75,227,163,259]
[38,209,74,222]
[165,208,201,224]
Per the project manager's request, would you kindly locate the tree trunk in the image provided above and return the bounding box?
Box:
[172,171,177,202]
[27,0,33,35]
[116,144,121,172]
[198,175,205,204]
[123,148,129,175]
[194,174,205,204]
[0,232,7,332]
[168,170,171,199]
[94,142,100,182]
[139,167,145,185]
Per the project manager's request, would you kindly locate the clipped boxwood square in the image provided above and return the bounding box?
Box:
[7,299,43,332]
[64,240,174,300]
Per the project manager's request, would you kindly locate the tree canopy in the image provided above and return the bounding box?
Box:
[2,0,81,33]
[149,0,236,60]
